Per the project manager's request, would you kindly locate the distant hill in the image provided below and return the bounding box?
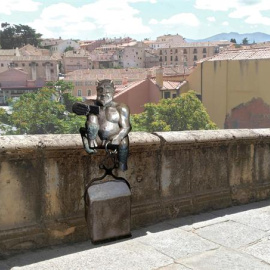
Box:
[186,32,270,44]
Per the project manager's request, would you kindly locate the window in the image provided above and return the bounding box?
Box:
[1,64,3,67]
[175,56,178,61]
[160,50,162,55]
[203,48,207,53]
[51,69,54,73]
[159,56,162,62]
[87,90,91,96]
[165,56,167,61]
[193,55,197,61]
[164,91,171,99]
[172,94,177,98]
[193,48,197,54]
[22,63,25,67]
[183,49,187,54]
[77,90,82,96]
[175,49,178,53]
[170,56,173,61]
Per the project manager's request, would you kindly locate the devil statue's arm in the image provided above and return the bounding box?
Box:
[72,102,100,116]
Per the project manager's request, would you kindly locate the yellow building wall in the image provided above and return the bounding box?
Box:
[186,65,201,95]
[188,59,270,128]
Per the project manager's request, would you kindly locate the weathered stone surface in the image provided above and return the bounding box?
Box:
[0,159,42,230]
[157,263,192,270]
[10,241,173,270]
[196,221,266,248]
[179,247,270,270]
[137,227,219,260]
[167,212,228,231]
[1,200,270,270]
[87,180,131,242]
[1,130,270,253]
[227,210,270,231]
[244,238,270,264]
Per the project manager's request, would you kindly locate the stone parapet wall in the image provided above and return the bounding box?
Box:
[1,129,270,254]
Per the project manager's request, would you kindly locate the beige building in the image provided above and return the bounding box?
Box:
[0,55,59,82]
[0,45,61,104]
[121,41,149,68]
[63,50,92,73]
[0,68,40,104]
[63,66,188,100]
[150,34,186,49]
[63,68,151,98]
[187,47,270,128]
[158,42,222,68]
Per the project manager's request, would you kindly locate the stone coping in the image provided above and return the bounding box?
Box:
[0,129,270,152]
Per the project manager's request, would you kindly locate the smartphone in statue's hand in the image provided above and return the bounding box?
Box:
[72,102,100,115]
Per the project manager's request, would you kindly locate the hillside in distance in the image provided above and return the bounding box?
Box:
[186,32,270,44]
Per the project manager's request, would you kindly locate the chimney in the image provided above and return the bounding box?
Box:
[156,66,163,88]
[122,76,128,85]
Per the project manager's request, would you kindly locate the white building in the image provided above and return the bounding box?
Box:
[121,41,148,68]
[48,39,80,55]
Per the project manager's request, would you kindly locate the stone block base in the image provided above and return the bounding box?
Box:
[86,179,131,243]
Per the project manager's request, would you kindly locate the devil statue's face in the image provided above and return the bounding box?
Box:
[96,80,115,106]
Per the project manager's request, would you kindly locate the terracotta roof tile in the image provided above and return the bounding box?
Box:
[208,47,270,61]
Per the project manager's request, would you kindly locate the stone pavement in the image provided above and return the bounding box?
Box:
[1,199,270,270]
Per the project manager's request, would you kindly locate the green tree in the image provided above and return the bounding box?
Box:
[242,37,249,45]
[131,91,217,132]
[230,38,237,43]
[46,80,74,104]
[7,87,84,135]
[64,46,75,52]
[0,24,42,49]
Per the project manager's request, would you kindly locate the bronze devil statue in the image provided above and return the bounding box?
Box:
[72,79,131,171]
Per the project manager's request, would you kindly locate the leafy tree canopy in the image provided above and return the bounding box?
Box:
[1,82,84,135]
[131,91,217,132]
[0,23,42,49]
[64,46,75,52]
[242,37,249,45]
[230,38,237,43]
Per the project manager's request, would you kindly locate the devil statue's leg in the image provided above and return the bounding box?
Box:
[118,136,129,171]
[80,114,99,154]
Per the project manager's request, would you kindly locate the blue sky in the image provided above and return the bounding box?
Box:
[1,0,270,41]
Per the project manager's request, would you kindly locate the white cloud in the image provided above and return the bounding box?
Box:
[128,0,157,3]
[195,0,270,26]
[207,16,216,22]
[194,0,237,11]
[0,0,41,15]
[160,13,200,27]
[28,0,152,39]
[149,19,159,25]
[244,11,270,25]
[222,21,229,26]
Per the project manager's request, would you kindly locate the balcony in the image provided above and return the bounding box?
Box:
[1,129,270,255]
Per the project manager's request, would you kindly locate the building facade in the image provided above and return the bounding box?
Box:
[187,47,270,128]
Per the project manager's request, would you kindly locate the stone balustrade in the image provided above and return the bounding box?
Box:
[1,129,270,254]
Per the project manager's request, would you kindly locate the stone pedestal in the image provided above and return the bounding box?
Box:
[86,179,131,243]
